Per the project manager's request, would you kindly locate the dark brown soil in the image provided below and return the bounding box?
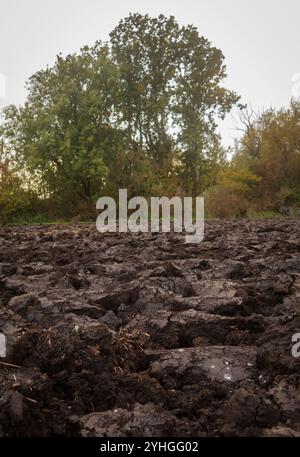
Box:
[0,219,299,437]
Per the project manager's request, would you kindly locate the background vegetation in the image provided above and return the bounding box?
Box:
[1,13,300,224]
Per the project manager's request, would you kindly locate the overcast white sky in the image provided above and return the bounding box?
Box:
[0,0,299,146]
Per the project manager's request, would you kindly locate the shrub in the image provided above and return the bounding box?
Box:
[206,186,249,219]
[0,161,37,224]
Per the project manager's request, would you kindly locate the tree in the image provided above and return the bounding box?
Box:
[0,14,240,222]
[110,13,239,194]
[1,43,123,209]
[236,101,300,209]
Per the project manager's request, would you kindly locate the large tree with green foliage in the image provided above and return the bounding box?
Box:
[0,13,239,220]
[110,13,239,194]
[1,43,123,208]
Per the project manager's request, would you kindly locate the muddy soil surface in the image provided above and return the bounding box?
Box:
[0,219,299,436]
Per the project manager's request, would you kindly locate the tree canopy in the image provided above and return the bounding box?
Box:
[0,13,239,220]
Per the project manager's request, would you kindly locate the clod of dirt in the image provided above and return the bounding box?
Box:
[78,403,188,437]
[148,346,257,388]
